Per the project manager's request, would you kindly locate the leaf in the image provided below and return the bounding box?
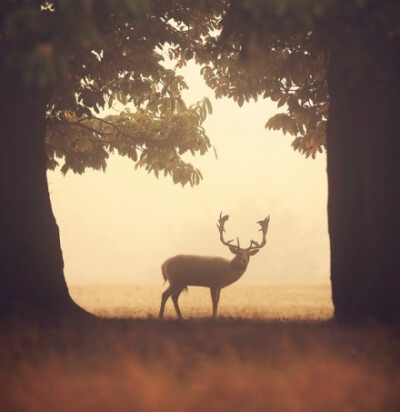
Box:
[277,94,288,108]
[203,97,213,114]
[270,90,281,102]
[74,139,93,152]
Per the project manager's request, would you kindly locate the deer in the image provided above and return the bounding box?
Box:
[159,212,270,320]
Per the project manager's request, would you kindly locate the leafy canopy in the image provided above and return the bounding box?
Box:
[194,0,398,158]
[2,0,398,180]
[2,0,222,186]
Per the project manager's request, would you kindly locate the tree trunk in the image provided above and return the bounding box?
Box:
[327,28,400,321]
[0,65,89,319]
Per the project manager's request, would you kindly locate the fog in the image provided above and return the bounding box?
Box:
[48,64,329,286]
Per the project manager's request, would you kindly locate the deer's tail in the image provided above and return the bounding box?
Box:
[161,262,168,284]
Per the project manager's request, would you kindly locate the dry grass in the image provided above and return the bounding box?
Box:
[0,285,399,411]
[70,283,333,320]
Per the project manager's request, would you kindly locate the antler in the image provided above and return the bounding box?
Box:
[217,212,240,251]
[249,215,270,250]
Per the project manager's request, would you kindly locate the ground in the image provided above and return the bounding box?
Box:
[0,284,399,411]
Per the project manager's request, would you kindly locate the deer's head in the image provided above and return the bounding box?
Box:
[217,212,270,270]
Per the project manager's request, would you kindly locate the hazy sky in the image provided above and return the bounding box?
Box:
[48,63,329,285]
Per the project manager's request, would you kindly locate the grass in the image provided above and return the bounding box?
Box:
[0,284,399,411]
[69,283,334,320]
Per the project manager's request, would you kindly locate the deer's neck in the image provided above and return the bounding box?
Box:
[224,256,248,285]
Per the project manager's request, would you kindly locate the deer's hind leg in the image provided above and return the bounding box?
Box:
[171,287,185,320]
[159,287,173,320]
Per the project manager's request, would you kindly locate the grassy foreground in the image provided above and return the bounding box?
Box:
[0,317,399,411]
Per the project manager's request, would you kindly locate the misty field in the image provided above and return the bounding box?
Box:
[70,283,334,320]
[1,284,399,411]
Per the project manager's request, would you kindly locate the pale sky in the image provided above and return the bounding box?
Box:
[48,63,330,286]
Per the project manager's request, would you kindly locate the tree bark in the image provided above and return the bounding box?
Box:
[327,28,400,321]
[0,65,89,319]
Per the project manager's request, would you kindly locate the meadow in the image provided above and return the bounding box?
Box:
[70,283,333,320]
[1,284,399,411]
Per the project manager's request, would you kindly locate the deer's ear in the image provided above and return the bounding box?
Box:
[229,246,238,254]
[249,249,259,256]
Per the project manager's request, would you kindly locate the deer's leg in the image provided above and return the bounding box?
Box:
[159,287,172,320]
[171,287,184,320]
[210,287,221,318]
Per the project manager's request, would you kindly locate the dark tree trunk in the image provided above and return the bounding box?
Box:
[0,65,89,319]
[327,28,400,321]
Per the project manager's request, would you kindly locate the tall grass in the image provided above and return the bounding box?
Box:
[0,285,398,411]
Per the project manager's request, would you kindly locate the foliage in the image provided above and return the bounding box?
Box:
[47,96,212,186]
[1,0,220,186]
[2,0,399,175]
[191,0,399,158]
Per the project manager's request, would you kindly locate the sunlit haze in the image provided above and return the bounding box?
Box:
[48,63,329,286]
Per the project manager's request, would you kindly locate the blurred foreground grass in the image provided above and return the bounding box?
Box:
[0,284,399,411]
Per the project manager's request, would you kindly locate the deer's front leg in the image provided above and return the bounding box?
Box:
[210,287,221,318]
